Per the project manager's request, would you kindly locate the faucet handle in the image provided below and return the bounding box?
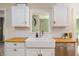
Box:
[41,30,44,36]
[36,32,38,38]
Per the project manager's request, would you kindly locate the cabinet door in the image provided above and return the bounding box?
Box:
[26,49,38,56]
[12,5,29,27]
[55,43,67,56]
[53,4,68,27]
[55,43,63,56]
[41,49,55,56]
[26,49,55,56]
[66,43,75,56]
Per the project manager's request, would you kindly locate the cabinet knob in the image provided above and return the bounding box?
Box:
[25,21,27,24]
[14,49,16,51]
[53,21,56,24]
[14,44,16,46]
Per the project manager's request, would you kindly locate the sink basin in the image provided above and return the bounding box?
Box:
[26,38,55,48]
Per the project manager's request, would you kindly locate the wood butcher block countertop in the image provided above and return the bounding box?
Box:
[5,37,28,43]
[4,37,77,43]
[54,38,76,43]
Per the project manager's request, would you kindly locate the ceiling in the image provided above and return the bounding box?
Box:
[29,3,56,9]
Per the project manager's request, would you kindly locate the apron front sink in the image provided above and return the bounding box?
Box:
[26,38,55,48]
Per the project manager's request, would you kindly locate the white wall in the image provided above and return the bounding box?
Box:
[51,4,76,39]
[29,3,76,39]
[0,3,76,40]
[0,3,31,40]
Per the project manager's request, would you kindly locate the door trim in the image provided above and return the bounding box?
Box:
[0,8,6,41]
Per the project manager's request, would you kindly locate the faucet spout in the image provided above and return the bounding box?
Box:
[41,30,44,37]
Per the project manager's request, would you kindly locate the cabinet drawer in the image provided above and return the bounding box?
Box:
[5,48,25,56]
[5,42,25,48]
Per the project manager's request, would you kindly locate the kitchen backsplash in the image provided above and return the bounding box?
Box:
[14,32,64,38]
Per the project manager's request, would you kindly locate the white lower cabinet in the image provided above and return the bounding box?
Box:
[5,42,55,56]
[4,42,25,56]
[26,48,55,56]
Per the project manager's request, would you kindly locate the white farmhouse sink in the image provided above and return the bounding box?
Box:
[26,38,55,48]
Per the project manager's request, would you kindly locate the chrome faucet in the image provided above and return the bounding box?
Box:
[36,31,44,38]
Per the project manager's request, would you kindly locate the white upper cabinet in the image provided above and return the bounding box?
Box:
[12,4,30,27]
[53,4,68,27]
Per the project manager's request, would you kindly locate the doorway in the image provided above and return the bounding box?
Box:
[0,17,4,41]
